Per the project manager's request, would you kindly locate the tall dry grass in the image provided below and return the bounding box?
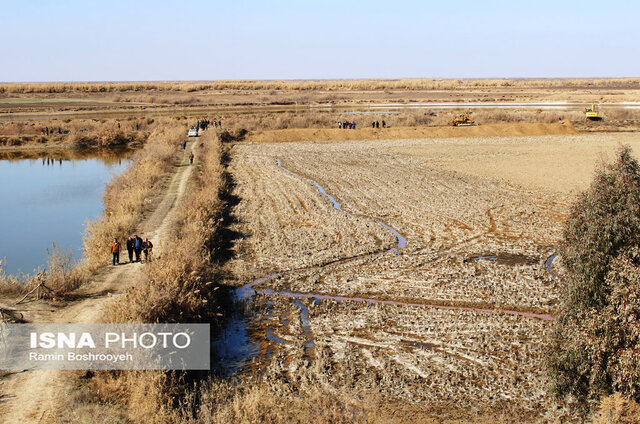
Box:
[192,381,372,424]
[0,118,164,148]
[83,131,226,423]
[0,244,86,299]
[105,130,225,323]
[83,125,185,270]
[2,78,639,94]
[592,393,640,424]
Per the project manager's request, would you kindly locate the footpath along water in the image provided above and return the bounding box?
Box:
[0,150,132,275]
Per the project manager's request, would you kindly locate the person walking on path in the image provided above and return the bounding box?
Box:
[143,238,154,263]
[111,238,121,265]
[134,235,143,262]
[189,152,194,165]
[126,236,134,263]
[182,140,187,150]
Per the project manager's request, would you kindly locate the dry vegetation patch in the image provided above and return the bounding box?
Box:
[82,125,185,271]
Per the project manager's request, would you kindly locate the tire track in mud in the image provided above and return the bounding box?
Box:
[214,156,556,374]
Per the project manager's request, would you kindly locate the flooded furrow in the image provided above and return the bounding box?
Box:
[213,158,408,373]
[214,156,555,375]
[545,254,559,279]
[276,157,404,247]
[255,288,554,321]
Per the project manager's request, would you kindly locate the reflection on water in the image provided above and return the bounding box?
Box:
[0,148,133,275]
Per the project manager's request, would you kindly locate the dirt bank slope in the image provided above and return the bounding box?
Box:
[245,122,578,143]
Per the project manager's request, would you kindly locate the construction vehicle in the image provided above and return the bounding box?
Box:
[585,104,602,121]
[451,114,475,126]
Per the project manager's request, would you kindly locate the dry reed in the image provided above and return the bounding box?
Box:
[83,125,184,270]
[2,78,640,94]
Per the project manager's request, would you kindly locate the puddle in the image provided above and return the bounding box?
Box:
[379,221,407,254]
[308,179,345,212]
[276,158,352,216]
[265,327,290,345]
[294,299,315,352]
[210,311,260,376]
[467,253,537,266]
[402,340,436,351]
[545,254,559,279]
[235,273,278,301]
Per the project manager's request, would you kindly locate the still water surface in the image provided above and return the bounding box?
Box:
[0,150,132,275]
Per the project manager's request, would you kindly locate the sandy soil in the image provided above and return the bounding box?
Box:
[0,142,197,423]
[393,133,640,194]
[218,134,640,421]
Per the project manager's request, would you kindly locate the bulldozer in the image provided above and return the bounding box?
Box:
[451,114,475,126]
[585,104,602,121]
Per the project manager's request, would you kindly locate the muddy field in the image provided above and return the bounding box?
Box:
[217,133,637,420]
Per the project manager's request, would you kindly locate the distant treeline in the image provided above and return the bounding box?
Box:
[1,78,640,94]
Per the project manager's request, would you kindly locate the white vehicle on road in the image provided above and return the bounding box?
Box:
[188,128,198,137]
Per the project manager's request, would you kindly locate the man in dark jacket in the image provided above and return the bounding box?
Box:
[126,236,135,263]
[134,235,143,262]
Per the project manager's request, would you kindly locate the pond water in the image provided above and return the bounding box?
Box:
[0,149,132,275]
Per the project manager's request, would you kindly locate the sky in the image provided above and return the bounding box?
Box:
[1,0,638,82]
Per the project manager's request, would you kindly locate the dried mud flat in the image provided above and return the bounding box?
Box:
[220,133,639,420]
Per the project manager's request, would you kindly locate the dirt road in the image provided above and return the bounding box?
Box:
[218,134,600,420]
[0,141,197,423]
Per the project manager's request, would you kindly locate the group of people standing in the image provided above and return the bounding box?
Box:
[371,120,386,128]
[196,119,222,131]
[110,235,153,265]
[338,121,357,129]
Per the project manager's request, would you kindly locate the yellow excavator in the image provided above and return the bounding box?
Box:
[451,114,475,126]
[585,104,602,120]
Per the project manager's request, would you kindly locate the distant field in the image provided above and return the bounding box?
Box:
[393,133,640,194]
[0,97,116,104]
[1,78,639,125]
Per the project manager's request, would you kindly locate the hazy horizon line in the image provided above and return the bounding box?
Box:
[2,76,639,84]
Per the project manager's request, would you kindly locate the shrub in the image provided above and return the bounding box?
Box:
[548,146,640,407]
[562,145,640,311]
[593,392,640,424]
